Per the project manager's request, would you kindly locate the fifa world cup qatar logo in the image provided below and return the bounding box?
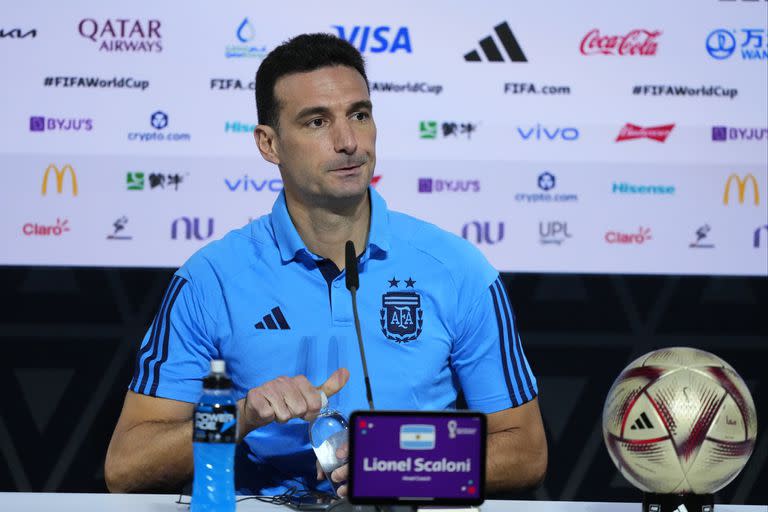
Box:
[448,420,458,439]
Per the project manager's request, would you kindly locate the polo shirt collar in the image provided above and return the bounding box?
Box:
[270,187,391,263]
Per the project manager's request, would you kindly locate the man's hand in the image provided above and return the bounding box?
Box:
[316,442,349,497]
[238,368,350,441]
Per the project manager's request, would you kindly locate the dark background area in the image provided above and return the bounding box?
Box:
[0,267,765,503]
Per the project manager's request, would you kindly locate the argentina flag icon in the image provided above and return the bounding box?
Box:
[399,424,436,450]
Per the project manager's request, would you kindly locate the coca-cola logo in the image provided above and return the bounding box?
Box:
[22,218,70,237]
[616,123,675,143]
[580,29,661,56]
[605,227,652,245]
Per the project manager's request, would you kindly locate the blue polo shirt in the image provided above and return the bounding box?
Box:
[128,187,537,495]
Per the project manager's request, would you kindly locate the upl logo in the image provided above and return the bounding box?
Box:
[41,164,78,196]
[723,173,760,205]
[332,25,412,53]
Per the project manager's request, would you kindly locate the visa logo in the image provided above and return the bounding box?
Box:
[225,176,283,192]
[332,25,412,53]
[399,424,436,450]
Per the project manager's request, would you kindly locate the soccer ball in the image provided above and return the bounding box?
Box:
[602,347,757,494]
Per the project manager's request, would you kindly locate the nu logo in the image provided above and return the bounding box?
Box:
[171,217,214,240]
[462,221,505,245]
[254,306,290,330]
[42,164,78,196]
[723,173,760,205]
[465,22,526,62]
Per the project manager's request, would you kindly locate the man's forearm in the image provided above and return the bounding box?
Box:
[105,419,193,493]
[485,428,547,494]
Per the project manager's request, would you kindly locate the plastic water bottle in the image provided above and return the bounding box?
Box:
[192,360,237,512]
[309,391,349,495]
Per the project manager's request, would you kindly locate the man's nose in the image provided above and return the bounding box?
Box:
[333,119,358,155]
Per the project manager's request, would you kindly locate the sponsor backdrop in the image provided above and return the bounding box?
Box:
[1,0,767,274]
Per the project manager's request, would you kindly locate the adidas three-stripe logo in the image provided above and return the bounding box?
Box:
[630,412,654,430]
[255,306,290,330]
[465,22,527,62]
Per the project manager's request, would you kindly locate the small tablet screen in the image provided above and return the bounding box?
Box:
[348,411,486,505]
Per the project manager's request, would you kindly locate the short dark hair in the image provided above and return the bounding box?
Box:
[255,33,369,129]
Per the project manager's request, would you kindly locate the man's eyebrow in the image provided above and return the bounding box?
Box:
[294,100,373,122]
[349,100,373,113]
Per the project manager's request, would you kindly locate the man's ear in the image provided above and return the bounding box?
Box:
[254,125,280,165]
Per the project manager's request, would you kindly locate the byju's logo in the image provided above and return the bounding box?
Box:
[605,227,653,244]
[616,123,675,142]
[0,27,37,39]
[107,216,131,240]
[712,126,767,142]
[171,217,214,240]
[516,124,579,141]
[461,221,505,245]
[539,221,572,245]
[706,29,767,60]
[225,121,256,134]
[210,78,255,91]
[42,164,78,196]
[690,224,714,249]
[612,182,676,195]
[22,218,70,237]
[417,178,480,193]
[128,111,191,142]
[465,22,526,62]
[755,224,768,248]
[29,116,93,132]
[78,18,162,52]
[332,25,412,53]
[226,18,268,59]
[580,29,661,56]
[515,172,579,203]
[127,172,185,191]
[723,173,760,205]
[419,120,478,139]
[225,175,283,192]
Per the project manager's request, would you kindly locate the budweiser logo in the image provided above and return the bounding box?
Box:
[616,124,675,142]
[580,29,661,56]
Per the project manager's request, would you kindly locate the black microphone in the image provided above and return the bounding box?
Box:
[345,240,375,410]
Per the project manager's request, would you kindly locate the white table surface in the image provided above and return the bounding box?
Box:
[0,494,765,512]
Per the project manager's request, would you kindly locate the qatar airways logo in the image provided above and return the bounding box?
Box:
[22,218,70,237]
[605,227,652,245]
[616,124,675,142]
[78,18,162,53]
[580,29,661,56]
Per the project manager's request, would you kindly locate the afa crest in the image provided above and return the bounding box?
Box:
[380,276,423,343]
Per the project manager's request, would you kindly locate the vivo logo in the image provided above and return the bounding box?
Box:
[171,217,214,240]
[461,221,505,245]
[332,25,412,53]
[225,176,283,192]
[517,124,579,141]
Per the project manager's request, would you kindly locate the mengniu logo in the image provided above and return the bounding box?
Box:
[225,175,283,192]
[605,227,652,245]
[29,116,93,132]
[41,164,78,196]
[128,111,191,142]
[706,28,767,60]
[78,18,162,52]
[616,123,674,142]
[226,18,268,59]
[22,218,70,237]
[419,120,478,139]
[333,25,412,53]
[723,173,760,205]
[127,172,186,191]
[461,221,505,245]
[755,224,768,248]
[580,29,661,56]
[171,217,214,240]
[380,276,423,343]
[464,21,526,62]
[0,27,37,39]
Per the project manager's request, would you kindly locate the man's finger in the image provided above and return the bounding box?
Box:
[331,462,348,484]
[318,368,350,398]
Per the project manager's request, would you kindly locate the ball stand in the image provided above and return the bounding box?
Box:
[643,492,715,512]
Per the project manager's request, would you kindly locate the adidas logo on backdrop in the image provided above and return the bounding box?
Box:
[464,22,527,62]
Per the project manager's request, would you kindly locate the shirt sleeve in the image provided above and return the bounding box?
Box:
[451,275,538,413]
[128,273,218,403]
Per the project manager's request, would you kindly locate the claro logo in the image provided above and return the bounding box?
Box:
[41,164,78,196]
[723,173,760,205]
[23,218,70,236]
[605,227,652,244]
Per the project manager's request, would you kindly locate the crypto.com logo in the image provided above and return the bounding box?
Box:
[41,164,78,196]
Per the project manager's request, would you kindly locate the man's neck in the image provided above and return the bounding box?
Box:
[284,191,371,270]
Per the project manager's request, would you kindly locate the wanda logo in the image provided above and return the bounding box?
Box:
[580,29,661,56]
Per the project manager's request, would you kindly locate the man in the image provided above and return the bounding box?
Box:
[105,33,546,497]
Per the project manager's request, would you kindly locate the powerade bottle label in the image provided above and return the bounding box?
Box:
[194,404,237,443]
